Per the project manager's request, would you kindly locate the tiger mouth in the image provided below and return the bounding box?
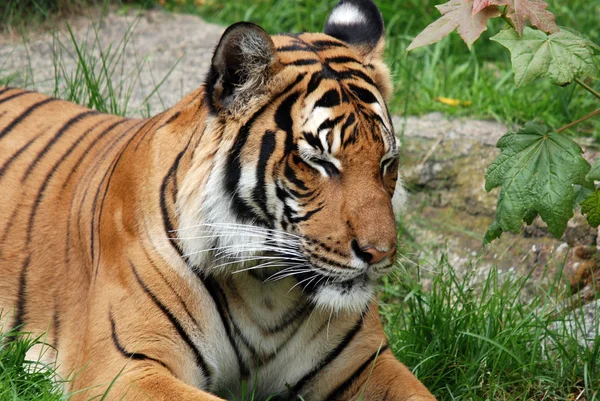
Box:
[292,269,370,294]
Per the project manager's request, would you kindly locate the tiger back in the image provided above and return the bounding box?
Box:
[0,1,437,400]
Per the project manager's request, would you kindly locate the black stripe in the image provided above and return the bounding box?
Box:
[159,134,195,257]
[0,87,11,96]
[289,205,323,223]
[200,275,249,377]
[11,257,30,332]
[0,90,28,106]
[109,310,170,371]
[326,56,361,65]
[283,59,320,66]
[134,110,169,151]
[0,134,41,179]
[0,208,19,261]
[314,89,341,109]
[130,261,213,387]
[53,303,60,349]
[348,84,378,104]
[26,119,105,244]
[317,115,345,132]
[277,44,311,52]
[303,131,324,152]
[0,97,55,141]
[306,72,323,97]
[291,316,364,392]
[308,250,350,270]
[61,118,129,190]
[22,110,97,182]
[284,161,308,191]
[253,130,277,222]
[276,92,300,136]
[264,301,308,334]
[337,69,377,88]
[310,40,347,49]
[140,230,203,330]
[324,345,390,401]
[339,113,355,146]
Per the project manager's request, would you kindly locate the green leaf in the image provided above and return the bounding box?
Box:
[581,190,600,227]
[484,221,503,244]
[491,27,600,87]
[484,122,591,243]
[587,158,600,181]
[574,185,594,209]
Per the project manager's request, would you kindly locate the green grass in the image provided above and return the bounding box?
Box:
[383,259,600,400]
[0,327,65,401]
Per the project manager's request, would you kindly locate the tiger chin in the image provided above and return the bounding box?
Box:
[0,0,436,400]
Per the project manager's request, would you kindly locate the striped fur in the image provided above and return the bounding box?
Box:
[0,1,435,400]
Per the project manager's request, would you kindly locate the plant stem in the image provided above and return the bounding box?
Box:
[556,108,600,133]
[575,78,600,100]
[500,6,516,30]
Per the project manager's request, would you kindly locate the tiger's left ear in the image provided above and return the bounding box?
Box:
[324,0,392,99]
[206,22,280,114]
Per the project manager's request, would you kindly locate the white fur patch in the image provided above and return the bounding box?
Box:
[312,280,373,314]
[328,3,367,25]
[392,172,408,218]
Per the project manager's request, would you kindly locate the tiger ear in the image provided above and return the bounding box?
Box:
[324,0,385,62]
[206,22,278,113]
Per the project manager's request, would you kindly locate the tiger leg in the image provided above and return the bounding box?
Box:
[322,305,436,401]
[71,362,225,401]
[348,350,436,401]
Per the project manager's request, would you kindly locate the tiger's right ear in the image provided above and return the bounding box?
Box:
[324,0,385,62]
[205,22,279,114]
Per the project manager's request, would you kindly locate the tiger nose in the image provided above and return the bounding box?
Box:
[352,240,396,264]
[362,246,396,264]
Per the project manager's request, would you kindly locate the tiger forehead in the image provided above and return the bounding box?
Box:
[270,33,396,159]
[273,33,365,68]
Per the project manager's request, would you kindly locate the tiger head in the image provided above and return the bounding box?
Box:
[179,0,406,312]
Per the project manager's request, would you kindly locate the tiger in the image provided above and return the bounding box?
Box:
[0,0,437,400]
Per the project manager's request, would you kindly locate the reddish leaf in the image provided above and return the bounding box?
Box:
[472,0,503,14]
[407,0,501,51]
[495,0,559,34]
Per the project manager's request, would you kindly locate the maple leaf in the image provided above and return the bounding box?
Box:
[472,0,502,14]
[501,0,558,35]
[587,159,600,181]
[473,0,558,35]
[407,0,501,51]
[581,190,600,228]
[484,122,590,243]
[492,27,600,87]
